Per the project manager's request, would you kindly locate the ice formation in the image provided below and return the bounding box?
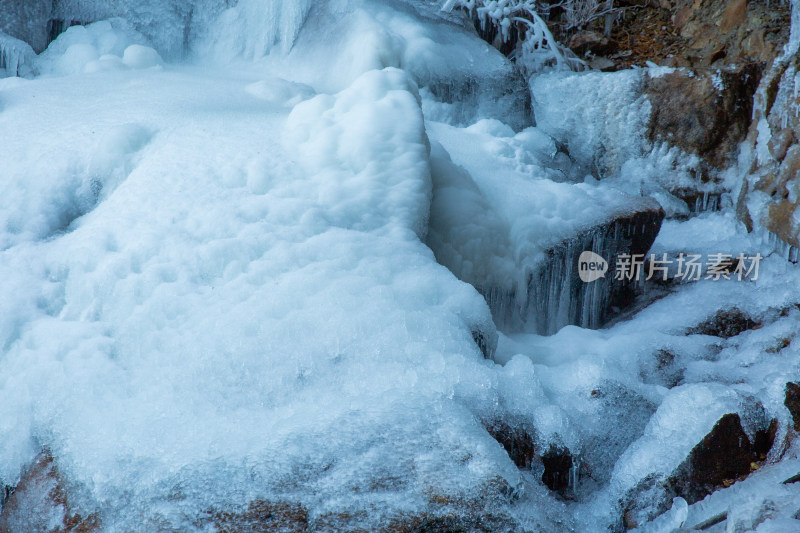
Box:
[0,33,35,78]
[426,120,663,334]
[0,0,799,531]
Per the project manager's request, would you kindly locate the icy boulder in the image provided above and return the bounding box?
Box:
[426,120,663,335]
[530,68,744,218]
[610,384,776,527]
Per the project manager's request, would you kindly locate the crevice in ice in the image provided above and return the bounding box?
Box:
[471,328,496,359]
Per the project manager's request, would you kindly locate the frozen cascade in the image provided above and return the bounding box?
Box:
[487,209,664,335]
[426,121,665,337]
[761,227,800,263]
[690,192,722,214]
[0,33,35,77]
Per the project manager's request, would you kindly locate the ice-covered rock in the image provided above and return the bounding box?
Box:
[612,384,776,526]
[199,0,531,130]
[735,1,800,255]
[426,120,663,335]
[0,451,100,532]
[0,56,521,529]
[530,66,762,218]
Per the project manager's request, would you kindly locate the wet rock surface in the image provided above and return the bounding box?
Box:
[486,422,537,470]
[666,413,772,504]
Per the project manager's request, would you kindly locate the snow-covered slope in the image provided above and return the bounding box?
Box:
[1,1,800,532]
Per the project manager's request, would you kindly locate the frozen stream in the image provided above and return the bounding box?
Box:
[0,1,799,532]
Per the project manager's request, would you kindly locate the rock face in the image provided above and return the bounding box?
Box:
[644,64,762,171]
[737,46,800,251]
[0,451,100,533]
[786,382,800,432]
[601,0,790,71]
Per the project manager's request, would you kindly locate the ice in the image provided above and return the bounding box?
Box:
[530,68,718,218]
[121,44,162,69]
[426,119,661,334]
[0,60,517,528]
[205,0,531,129]
[0,0,51,53]
[1,0,800,531]
[632,497,688,533]
[35,19,150,76]
[0,33,36,78]
[530,69,650,179]
[200,0,314,60]
[244,77,315,108]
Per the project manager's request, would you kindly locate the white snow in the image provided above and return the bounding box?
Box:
[1,0,800,531]
[0,23,519,525]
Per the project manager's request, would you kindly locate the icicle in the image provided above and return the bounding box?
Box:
[0,33,35,78]
[481,209,663,335]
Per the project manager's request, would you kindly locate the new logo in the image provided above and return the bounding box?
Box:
[578,251,608,283]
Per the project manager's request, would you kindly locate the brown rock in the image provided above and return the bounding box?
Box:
[667,413,769,504]
[569,30,616,57]
[0,451,100,533]
[718,0,747,35]
[688,308,760,338]
[673,6,692,30]
[645,64,762,170]
[486,422,536,470]
[785,382,800,432]
[589,56,617,72]
[766,200,800,248]
[214,500,309,533]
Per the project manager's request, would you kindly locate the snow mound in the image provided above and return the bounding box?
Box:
[0,64,512,529]
[36,19,153,76]
[245,77,315,108]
